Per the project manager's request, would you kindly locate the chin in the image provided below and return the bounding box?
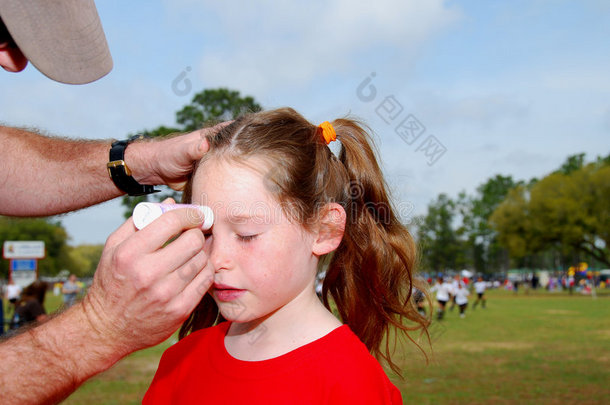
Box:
[218,302,271,325]
[217,301,250,322]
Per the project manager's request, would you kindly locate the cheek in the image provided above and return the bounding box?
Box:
[239,242,294,289]
[251,234,312,289]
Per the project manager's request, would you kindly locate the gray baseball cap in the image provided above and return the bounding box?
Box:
[0,0,112,84]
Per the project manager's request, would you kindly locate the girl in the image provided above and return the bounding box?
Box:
[453,282,470,318]
[472,276,487,309]
[144,108,430,404]
[430,277,451,320]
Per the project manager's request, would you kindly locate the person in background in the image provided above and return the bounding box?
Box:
[413,287,427,317]
[0,1,223,403]
[5,278,21,307]
[449,274,462,312]
[3,279,23,333]
[53,281,62,296]
[454,282,470,319]
[431,276,452,320]
[568,274,575,295]
[62,274,82,308]
[472,276,487,309]
[10,280,48,330]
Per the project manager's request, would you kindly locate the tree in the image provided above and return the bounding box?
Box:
[0,217,73,278]
[415,194,467,273]
[176,88,262,131]
[459,175,520,273]
[67,244,104,277]
[556,153,585,175]
[121,88,263,217]
[491,159,610,267]
[489,185,536,259]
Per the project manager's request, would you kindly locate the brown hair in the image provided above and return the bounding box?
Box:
[180,108,430,374]
[20,280,48,306]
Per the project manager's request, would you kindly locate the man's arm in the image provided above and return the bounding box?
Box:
[0,125,218,216]
[0,205,214,404]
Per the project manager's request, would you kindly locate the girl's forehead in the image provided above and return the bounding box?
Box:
[191,157,276,206]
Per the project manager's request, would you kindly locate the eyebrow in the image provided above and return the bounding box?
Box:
[226,213,270,225]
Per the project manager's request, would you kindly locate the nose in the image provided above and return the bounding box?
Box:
[208,233,233,272]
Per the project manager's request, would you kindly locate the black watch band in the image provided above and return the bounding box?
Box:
[107,134,160,196]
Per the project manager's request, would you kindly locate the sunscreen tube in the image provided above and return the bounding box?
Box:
[132,202,214,231]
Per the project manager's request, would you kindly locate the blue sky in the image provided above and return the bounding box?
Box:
[1,0,608,245]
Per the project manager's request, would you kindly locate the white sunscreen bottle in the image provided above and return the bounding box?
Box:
[132,202,214,231]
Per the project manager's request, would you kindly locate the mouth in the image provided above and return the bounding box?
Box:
[212,283,246,302]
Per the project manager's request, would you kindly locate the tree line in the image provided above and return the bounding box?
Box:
[414,153,610,274]
[3,88,607,279]
[0,216,103,278]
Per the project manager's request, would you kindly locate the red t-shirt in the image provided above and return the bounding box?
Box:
[144,322,402,404]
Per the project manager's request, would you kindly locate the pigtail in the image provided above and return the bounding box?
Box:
[322,119,431,375]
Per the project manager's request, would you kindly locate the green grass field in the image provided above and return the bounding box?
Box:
[5,288,609,404]
[394,289,610,404]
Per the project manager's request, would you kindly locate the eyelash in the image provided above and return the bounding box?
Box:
[237,234,258,242]
[202,232,259,242]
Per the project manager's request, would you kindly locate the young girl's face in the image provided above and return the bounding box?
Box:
[191,157,319,323]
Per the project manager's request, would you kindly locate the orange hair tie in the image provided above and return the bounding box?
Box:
[318,121,336,145]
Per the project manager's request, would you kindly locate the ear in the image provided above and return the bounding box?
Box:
[312,203,346,256]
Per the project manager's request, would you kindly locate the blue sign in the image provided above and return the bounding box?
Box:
[10,259,37,271]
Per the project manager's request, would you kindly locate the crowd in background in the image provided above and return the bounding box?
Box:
[0,274,84,336]
[4,269,606,335]
[420,268,609,321]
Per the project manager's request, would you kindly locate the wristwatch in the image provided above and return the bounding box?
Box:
[107,134,160,196]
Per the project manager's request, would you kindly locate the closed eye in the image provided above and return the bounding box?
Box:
[237,234,258,242]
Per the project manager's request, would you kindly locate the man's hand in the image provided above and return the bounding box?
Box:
[0,199,214,405]
[127,123,229,191]
[81,199,214,356]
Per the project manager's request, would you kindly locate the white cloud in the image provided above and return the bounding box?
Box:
[4,0,608,246]
[0,74,180,140]
[184,0,461,96]
[416,92,531,131]
[540,65,610,93]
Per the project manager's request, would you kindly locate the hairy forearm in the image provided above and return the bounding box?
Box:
[0,126,122,215]
[0,124,214,216]
[0,302,130,405]
[0,126,148,216]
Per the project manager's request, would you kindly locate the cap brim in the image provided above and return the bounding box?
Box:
[0,0,112,84]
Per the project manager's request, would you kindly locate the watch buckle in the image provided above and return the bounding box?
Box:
[107,160,132,177]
